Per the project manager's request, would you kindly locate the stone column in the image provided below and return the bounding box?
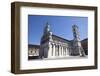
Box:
[48,42,52,58]
[51,43,53,56]
[59,45,62,57]
[61,46,63,56]
[57,45,59,56]
[66,47,69,56]
[53,44,55,57]
[63,47,64,56]
[62,46,64,56]
[65,47,67,56]
[68,47,70,55]
[60,46,62,56]
[64,47,66,56]
[58,45,60,56]
[55,44,57,56]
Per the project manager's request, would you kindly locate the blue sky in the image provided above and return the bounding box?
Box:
[28,15,88,45]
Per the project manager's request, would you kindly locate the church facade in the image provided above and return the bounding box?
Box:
[28,23,86,59]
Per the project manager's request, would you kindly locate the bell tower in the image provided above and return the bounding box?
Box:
[39,22,53,58]
[42,22,52,42]
[44,22,50,34]
[72,25,85,56]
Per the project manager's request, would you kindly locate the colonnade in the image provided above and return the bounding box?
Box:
[48,43,69,57]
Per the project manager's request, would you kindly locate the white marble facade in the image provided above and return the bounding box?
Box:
[40,40,70,58]
[39,23,86,59]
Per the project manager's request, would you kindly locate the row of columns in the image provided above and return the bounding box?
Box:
[48,43,69,57]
